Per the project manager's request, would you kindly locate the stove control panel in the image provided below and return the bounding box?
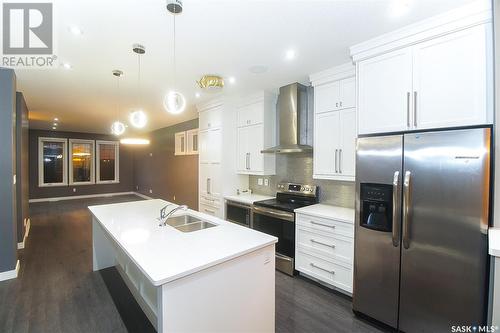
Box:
[277,183,318,197]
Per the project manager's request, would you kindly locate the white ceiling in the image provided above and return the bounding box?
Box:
[16,0,475,135]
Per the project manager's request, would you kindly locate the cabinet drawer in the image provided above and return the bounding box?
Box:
[296,249,352,293]
[296,214,354,238]
[297,227,353,265]
[199,194,221,207]
[199,203,220,217]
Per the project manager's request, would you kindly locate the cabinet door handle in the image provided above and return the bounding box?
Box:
[246,153,250,170]
[334,149,338,173]
[310,239,336,248]
[207,178,211,194]
[406,92,411,128]
[339,101,342,107]
[248,153,251,170]
[310,221,335,229]
[310,262,335,275]
[208,122,211,128]
[335,102,338,108]
[204,208,215,214]
[339,149,342,174]
[413,91,417,128]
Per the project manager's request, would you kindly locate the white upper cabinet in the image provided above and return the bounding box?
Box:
[357,48,413,135]
[314,76,356,114]
[236,92,276,175]
[310,63,357,181]
[412,24,490,130]
[199,106,222,131]
[351,1,493,135]
[174,131,186,156]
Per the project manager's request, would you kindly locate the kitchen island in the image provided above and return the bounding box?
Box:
[89,199,277,332]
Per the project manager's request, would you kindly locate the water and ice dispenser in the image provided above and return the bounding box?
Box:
[359,183,393,232]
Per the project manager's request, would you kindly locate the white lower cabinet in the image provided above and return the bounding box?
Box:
[295,208,354,294]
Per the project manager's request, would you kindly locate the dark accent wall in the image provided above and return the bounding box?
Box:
[29,130,135,199]
[0,68,18,273]
[16,92,29,242]
[134,119,199,209]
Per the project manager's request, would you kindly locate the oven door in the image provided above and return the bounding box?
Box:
[225,201,251,227]
[252,205,295,275]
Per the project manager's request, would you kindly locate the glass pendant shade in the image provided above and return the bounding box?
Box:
[130,110,147,128]
[111,121,126,136]
[163,91,186,114]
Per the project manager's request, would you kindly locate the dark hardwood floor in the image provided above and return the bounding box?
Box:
[0,195,386,333]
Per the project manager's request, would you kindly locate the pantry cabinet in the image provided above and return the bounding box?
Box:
[236,92,276,175]
[310,63,357,181]
[352,12,493,135]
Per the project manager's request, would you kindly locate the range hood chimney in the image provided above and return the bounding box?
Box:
[262,82,313,154]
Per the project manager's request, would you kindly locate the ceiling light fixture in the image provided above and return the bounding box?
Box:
[111,70,126,136]
[54,117,59,121]
[52,126,56,130]
[285,49,296,60]
[69,26,83,36]
[195,92,201,98]
[120,138,150,145]
[62,63,72,70]
[53,123,58,126]
[130,44,148,128]
[197,75,224,89]
[228,76,236,84]
[164,0,186,115]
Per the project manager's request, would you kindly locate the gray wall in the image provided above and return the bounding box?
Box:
[134,119,199,209]
[0,68,18,273]
[249,154,355,208]
[29,130,135,199]
[16,92,29,242]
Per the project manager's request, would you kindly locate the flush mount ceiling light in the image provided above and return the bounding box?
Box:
[120,138,150,145]
[69,26,83,36]
[130,44,148,128]
[228,76,236,84]
[285,49,296,61]
[197,75,224,89]
[164,0,186,115]
[111,69,126,136]
[62,63,72,70]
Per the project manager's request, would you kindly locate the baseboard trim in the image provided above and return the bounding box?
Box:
[17,218,31,250]
[133,192,154,200]
[0,260,20,282]
[29,192,138,203]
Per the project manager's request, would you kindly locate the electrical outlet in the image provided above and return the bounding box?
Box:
[149,189,153,194]
[72,188,76,192]
[264,179,269,186]
[258,178,263,186]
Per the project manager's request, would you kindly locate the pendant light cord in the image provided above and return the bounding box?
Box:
[173,14,176,88]
[116,75,120,120]
[137,52,141,106]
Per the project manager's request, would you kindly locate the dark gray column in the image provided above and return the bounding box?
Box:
[16,92,29,243]
[0,68,18,274]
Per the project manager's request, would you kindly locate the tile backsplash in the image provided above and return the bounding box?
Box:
[249,154,355,208]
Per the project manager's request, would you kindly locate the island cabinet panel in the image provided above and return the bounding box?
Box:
[352,7,493,135]
[157,244,275,333]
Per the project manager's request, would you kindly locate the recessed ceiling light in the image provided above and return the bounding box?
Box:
[285,49,296,61]
[195,92,201,98]
[228,76,236,84]
[69,26,83,36]
[52,126,56,130]
[62,63,72,70]
[390,0,412,17]
[54,118,59,121]
[53,123,57,126]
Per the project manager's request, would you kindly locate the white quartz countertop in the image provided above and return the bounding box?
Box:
[294,204,355,224]
[88,199,277,286]
[490,228,500,257]
[224,194,275,205]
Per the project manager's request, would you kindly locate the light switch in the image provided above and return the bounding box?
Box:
[73,188,76,192]
[264,179,269,186]
[258,178,263,186]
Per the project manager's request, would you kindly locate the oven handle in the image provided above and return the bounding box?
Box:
[252,206,295,222]
[225,200,252,210]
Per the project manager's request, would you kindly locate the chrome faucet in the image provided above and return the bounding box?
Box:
[158,205,188,226]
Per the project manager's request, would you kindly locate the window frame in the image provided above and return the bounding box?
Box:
[96,140,120,184]
[38,137,68,187]
[68,139,96,186]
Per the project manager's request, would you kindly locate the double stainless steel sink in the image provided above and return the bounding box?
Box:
[165,214,217,233]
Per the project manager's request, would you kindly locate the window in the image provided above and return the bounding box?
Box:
[38,137,67,186]
[96,140,119,183]
[69,139,95,185]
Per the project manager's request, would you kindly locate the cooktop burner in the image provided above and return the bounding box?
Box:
[253,182,319,213]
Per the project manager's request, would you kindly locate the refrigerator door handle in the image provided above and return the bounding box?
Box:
[392,171,400,247]
[406,92,411,128]
[402,171,412,249]
[334,149,338,173]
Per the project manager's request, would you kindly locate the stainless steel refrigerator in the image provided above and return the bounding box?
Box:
[353,127,490,332]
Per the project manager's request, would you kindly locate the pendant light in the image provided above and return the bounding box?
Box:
[163,1,186,114]
[130,44,148,128]
[111,70,126,136]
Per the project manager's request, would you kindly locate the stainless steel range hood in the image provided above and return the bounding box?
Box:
[261,83,313,154]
